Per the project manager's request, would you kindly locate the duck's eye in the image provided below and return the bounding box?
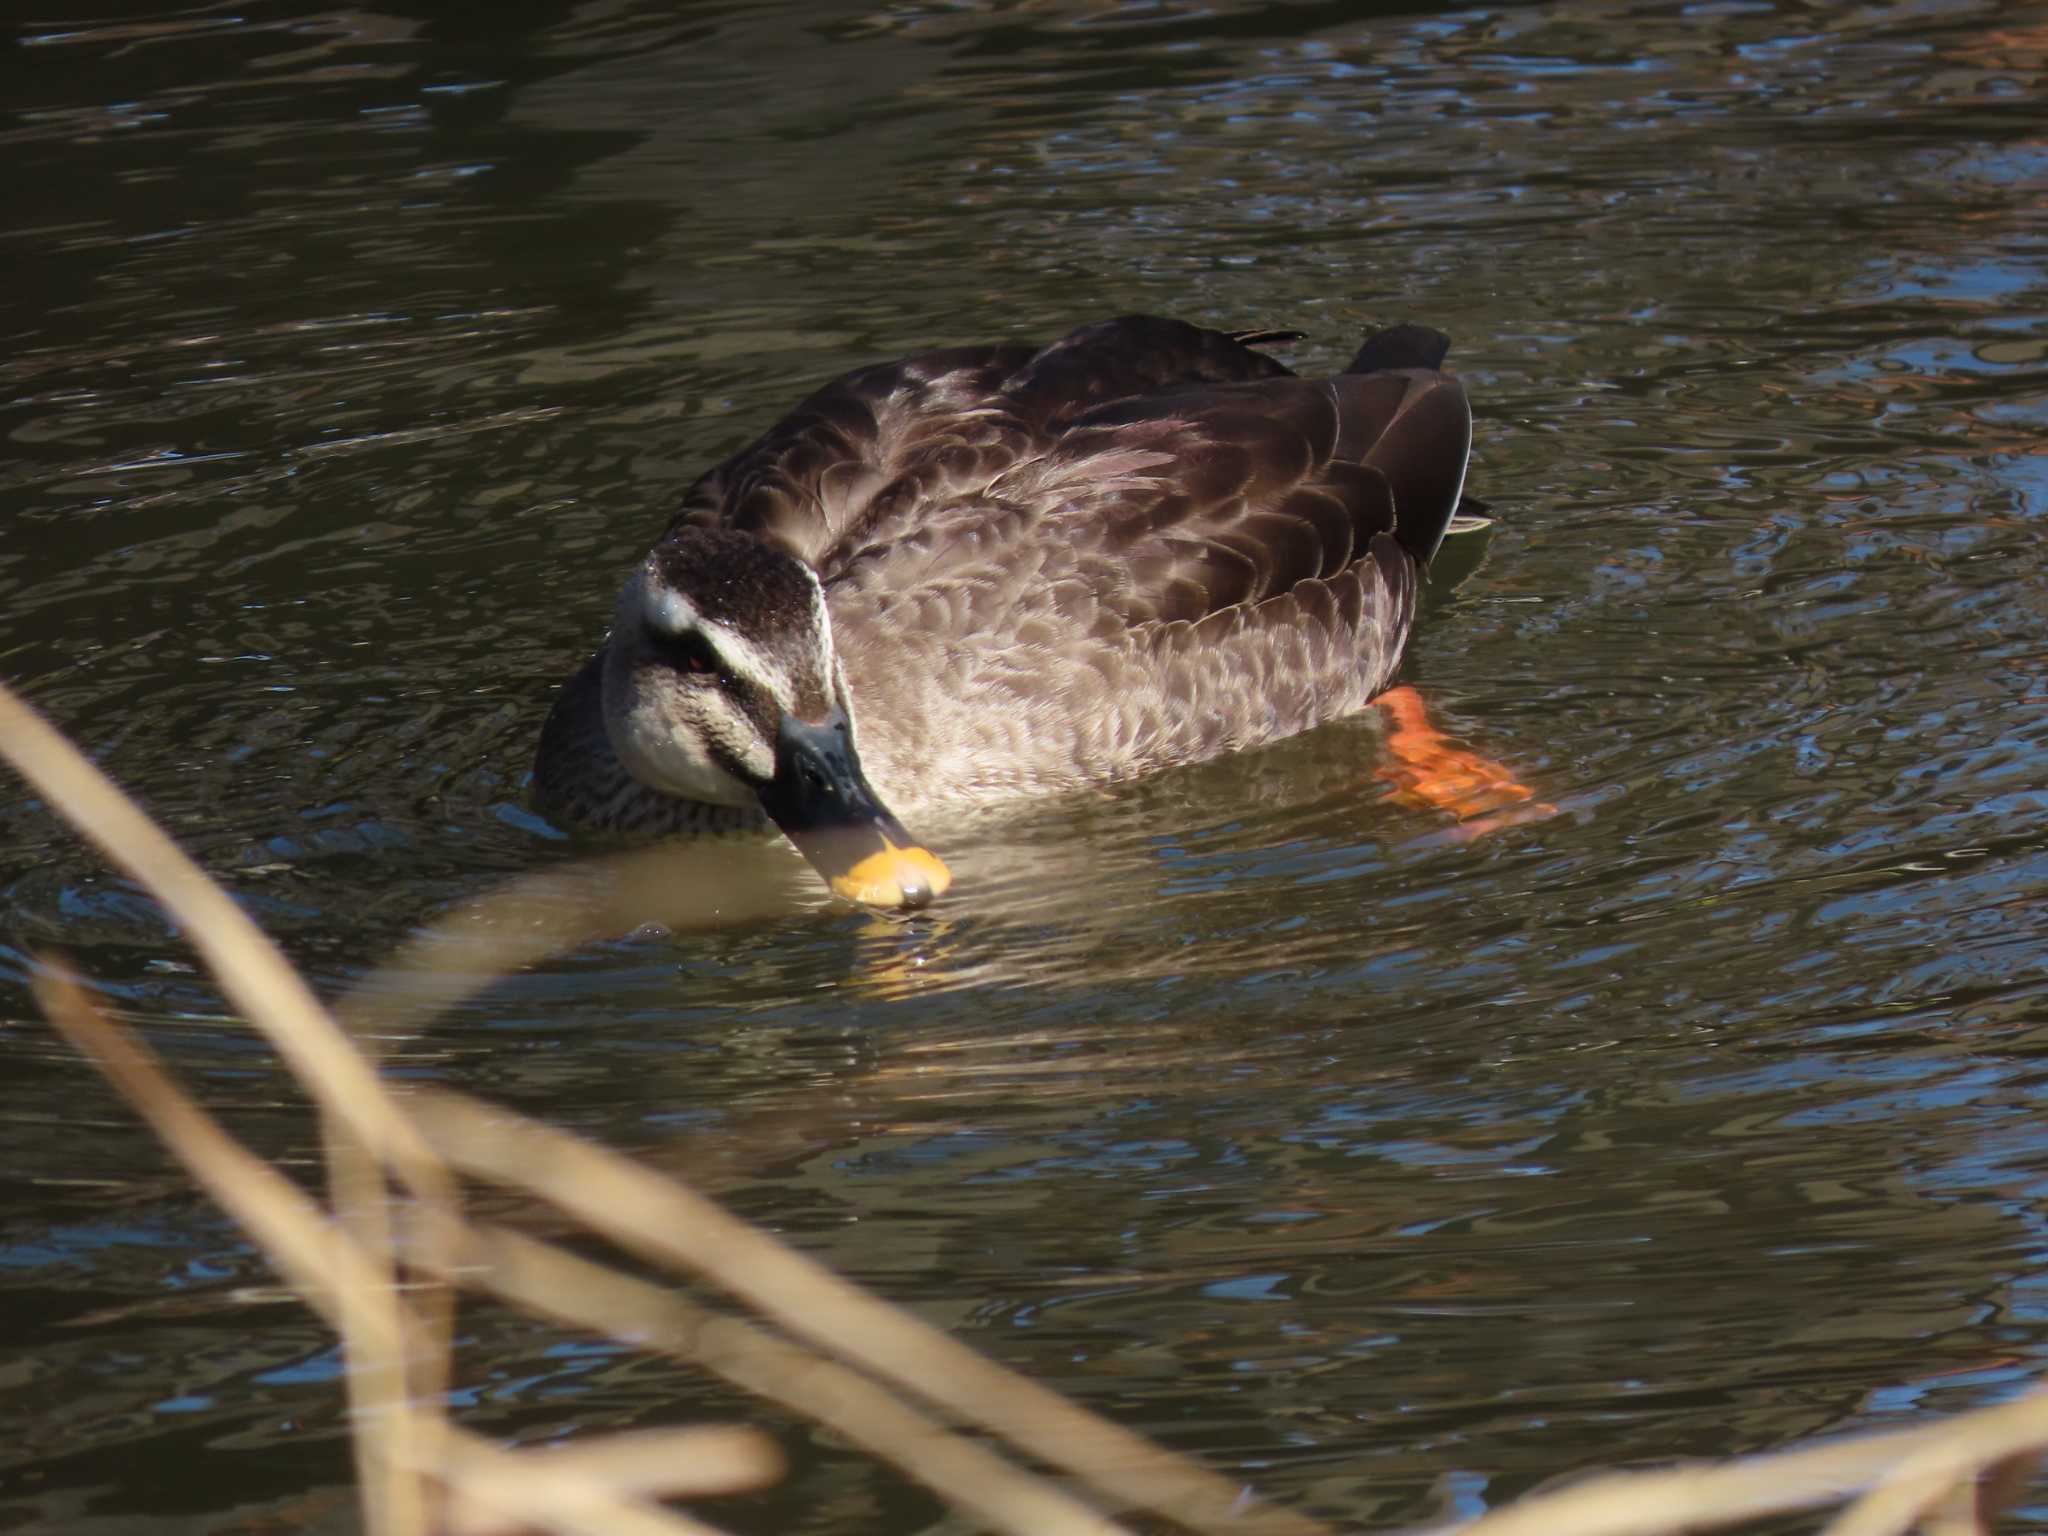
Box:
[655,626,723,678]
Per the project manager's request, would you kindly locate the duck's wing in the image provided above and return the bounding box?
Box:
[1001,314,1296,428]
[1024,335,1473,633]
[665,344,1036,566]
[821,329,1478,798]
[665,317,1302,569]
[819,324,1469,629]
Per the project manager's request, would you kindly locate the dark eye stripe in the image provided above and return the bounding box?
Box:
[653,626,722,677]
[648,624,784,746]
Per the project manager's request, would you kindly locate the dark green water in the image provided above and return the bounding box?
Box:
[4,0,2047,1529]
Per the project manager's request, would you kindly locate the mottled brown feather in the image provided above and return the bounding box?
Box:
[534,314,1478,831]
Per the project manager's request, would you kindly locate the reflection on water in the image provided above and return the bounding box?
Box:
[3,0,2048,1530]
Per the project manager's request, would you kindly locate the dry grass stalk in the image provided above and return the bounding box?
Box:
[0,684,441,1186]
[34,964,751,1536]
[426,1220,1141,1536]
[437,1428,746,1536]
[1,673,1291,1535]
[1835,1473,1987,1536]
[409,1087,1325,1536]
[438,1424,786,1536]
[4,679,466,1531]
[1972,1447,2044,1532]
[323,1104,444,1536]
[1428,1389,2048,1536]
[35,967,442,1536]
[9,672,2048,1536]
[1815,1400,2048,1536]
[337,840,810,1036]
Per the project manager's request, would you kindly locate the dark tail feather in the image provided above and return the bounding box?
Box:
[1365,374,1472,570]
[1347,323,1451,374]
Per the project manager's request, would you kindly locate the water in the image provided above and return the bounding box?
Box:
[4,0,2047,1528]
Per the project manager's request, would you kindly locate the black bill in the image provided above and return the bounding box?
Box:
[755,709,952,911]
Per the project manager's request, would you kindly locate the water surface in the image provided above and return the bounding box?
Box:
[3,0,2047,1530]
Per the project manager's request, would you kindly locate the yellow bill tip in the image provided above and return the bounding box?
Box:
[829,841,954,911]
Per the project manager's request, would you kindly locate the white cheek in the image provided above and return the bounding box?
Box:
[609,679,766,806]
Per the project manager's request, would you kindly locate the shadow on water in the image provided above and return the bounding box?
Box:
[3,0,2048,1530]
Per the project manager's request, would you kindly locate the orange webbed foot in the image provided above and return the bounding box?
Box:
[1373,685,1558,842]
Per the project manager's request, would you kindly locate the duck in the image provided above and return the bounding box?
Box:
[532,313,1482,911]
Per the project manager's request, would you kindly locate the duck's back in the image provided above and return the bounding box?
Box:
[664,316,1472,810]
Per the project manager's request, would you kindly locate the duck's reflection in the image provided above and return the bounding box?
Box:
[347,680,1565,1048]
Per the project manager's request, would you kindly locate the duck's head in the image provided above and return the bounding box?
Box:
[602,526,951,911]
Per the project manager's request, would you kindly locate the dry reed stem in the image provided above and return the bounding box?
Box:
[34,967,438,1536]
[337,841,808,1036]
[35,965,757,1536]
[1816,1398,2048,1536]
[1432,1385,2048,1536]
[1817,1469,1969,1536]
[437,1423,785,1536]
[0,682,446,1191]
[410,1087,1334,1536]
[437,1427,743,1536]
[5,676,1294,1536]
[323,1099,461,1518]
[427,1220,1139,1536]
[1923,1485,1990,1536]
[1,677,463,1534]
[17,674,2048,1536]
[1818,1474,1957,1536]
[323,1105,442,1536]
[1972,1446,2042,1530]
